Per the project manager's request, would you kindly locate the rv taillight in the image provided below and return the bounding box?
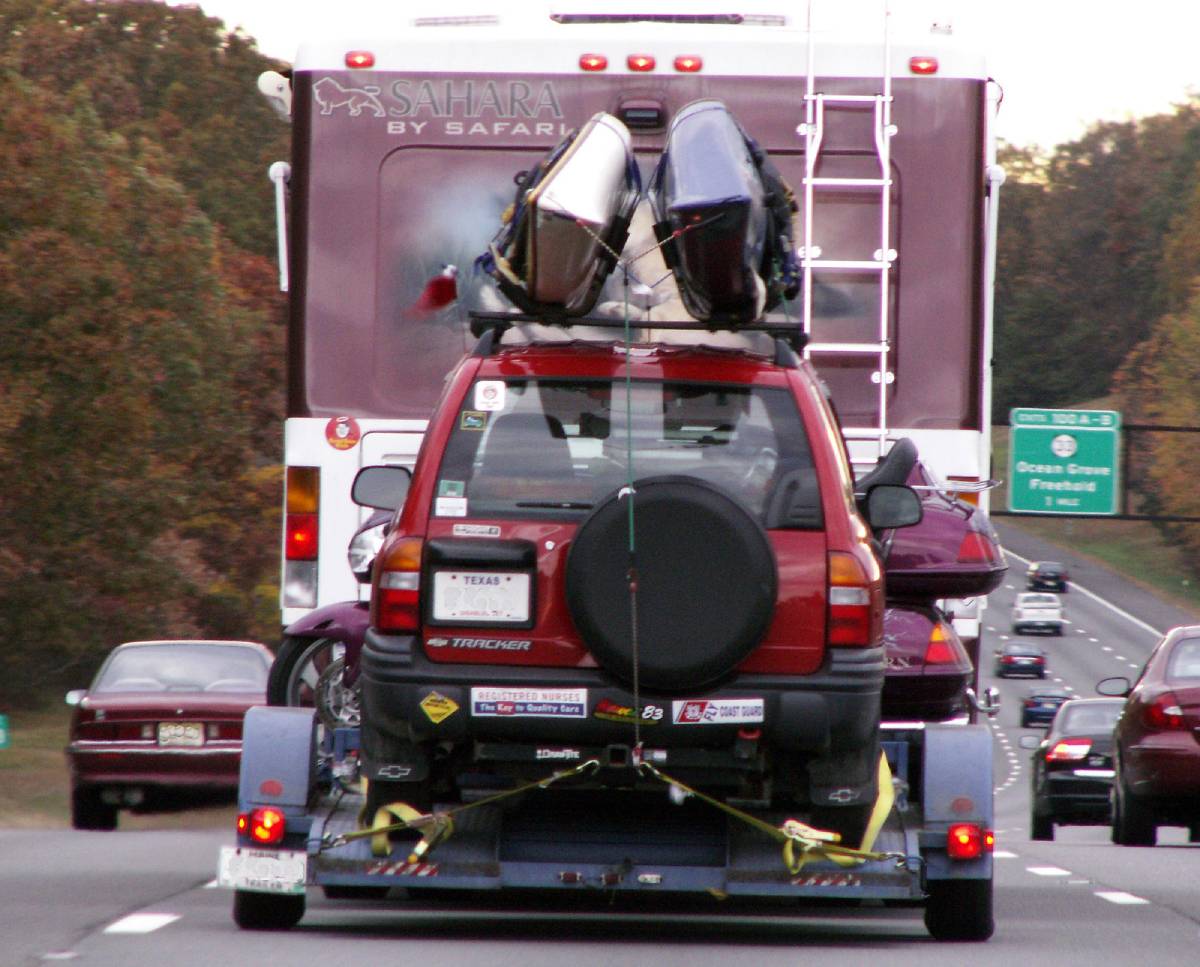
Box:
[579,53,608,71]
[374,538,425,632]
[285,467,320,561]
[627,54,656,72]
[909,56,938,75]
[345,50,375,68]
[674,55,702,72]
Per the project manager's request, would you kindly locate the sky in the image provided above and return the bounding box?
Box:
[183,0,1200,149]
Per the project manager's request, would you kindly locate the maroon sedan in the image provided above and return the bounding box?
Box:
[1100,625,1200,845]
[65,639,272,830]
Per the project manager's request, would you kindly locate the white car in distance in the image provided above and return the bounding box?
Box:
[1011,592,1065,637]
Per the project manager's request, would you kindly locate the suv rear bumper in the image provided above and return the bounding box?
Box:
[361,629,883,755]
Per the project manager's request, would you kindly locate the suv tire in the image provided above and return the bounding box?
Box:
[566,475,777,690]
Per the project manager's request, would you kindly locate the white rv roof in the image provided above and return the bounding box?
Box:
[291,2,989,79]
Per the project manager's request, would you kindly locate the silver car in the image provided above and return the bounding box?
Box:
[1012,592,1065,636]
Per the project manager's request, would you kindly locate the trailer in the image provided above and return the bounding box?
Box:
[220,709,994,940]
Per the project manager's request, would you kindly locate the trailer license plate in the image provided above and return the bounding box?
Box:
[218,846,307,895]
[158,722,203,747]
[432,571,530,623]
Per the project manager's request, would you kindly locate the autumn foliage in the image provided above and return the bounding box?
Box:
[0,0,288,701]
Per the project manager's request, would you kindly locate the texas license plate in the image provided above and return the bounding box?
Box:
[158,722,203,747]
[218,846,307,894]
[431,570,530,623]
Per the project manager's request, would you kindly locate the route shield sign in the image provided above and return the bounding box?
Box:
[1008,408,1120,515]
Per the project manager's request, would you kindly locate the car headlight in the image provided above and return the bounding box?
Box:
[347,521,388,581]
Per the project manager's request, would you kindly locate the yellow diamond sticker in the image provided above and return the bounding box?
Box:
[420,691,459,724]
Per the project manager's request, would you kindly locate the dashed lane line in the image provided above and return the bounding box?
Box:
[1096,891,1150,905]
[1027,866,1071,877]
[103,913,180,935]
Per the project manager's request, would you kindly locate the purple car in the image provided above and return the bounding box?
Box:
[882,604,974,722]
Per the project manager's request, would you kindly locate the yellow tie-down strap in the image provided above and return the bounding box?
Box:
[639,750,896,875]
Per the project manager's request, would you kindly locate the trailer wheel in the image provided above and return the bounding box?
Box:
[71,786,118,831]
[924,878,993,942]
[232,889,305,930]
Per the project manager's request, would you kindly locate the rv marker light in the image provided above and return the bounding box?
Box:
[345,50,375,68]
[627,54,656,72]
[674,56,703,72]
[579,53,608,71]
[909,56,938,75]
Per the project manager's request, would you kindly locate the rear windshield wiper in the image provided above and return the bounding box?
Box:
[514,500,593,509]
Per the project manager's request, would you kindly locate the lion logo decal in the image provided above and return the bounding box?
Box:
[313,77,386,118]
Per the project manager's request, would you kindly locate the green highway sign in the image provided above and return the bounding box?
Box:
[1008,408,1121,515]
[0,714,8,750]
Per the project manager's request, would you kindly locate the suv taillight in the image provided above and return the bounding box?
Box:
[1144,692,1186,730]
[827,552,880,647]
[374,537,424,631]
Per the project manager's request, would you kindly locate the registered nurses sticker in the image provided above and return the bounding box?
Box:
[325,415,361,451]
[419,691,459,724]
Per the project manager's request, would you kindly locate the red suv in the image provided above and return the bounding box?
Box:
[354,334,920,844]
[1100,625,1200,845]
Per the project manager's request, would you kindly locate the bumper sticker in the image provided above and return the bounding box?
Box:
[419,691,459,724]
[471,687,587,718]
[593,698,664,724]
[672,698,765,725]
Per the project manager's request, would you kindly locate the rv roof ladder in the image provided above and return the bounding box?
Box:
[798,0,896,461]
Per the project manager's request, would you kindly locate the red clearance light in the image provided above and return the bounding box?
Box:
[579,53,608,71]
[285,513,319,561]
[946,823,991,860]
[246,806,286,845]
[627,54,656,72]
[345,50,375,69]
[909,55,938,75]
[674,55,702,72]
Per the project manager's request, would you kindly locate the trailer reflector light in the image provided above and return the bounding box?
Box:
[245,807,286,845]
[674,55,703,72]
[909,56,938,75]
[627,54,656,72]
[946,823,991,860]
[579,53,608,71]
[345,50,375,69]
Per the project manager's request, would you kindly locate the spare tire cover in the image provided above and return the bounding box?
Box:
[565,475,778,690]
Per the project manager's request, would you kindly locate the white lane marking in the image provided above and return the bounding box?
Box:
[1102,646,1113,652]
[993,850,1018,859]
[1128,663,1140,669]
[1088,637,1099,642]
[203,879,220,889]
[1115,655,1127,661]
[1096,891,1150,905]
[103,913,180,934]
[40,954,80,962]
[1005,550,1162,637]
[1027,866,1072,877]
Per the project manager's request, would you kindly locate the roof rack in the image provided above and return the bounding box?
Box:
[467,310,807,367]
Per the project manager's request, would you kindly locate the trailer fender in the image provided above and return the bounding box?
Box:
[921,723,993,881]
[238,706,318,811]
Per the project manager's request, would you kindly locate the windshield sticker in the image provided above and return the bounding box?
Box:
[460,410,488,431]
[470,687,587,718]
[324,416,361,451]
[438,480,466,498]
[672,698,765,725]
[419,692,459,724]
[434,496,468,517]
[452,523,501,538]
[473,381,506,411]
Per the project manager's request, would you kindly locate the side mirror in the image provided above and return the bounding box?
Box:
[864,484,923,530]
[352,465,412,511]
[65,689,86,706]
[1096,676,1132,698]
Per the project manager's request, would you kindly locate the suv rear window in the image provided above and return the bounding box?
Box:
[434,377,819,524]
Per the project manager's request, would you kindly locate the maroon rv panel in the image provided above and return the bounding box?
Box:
[288,71,985,429]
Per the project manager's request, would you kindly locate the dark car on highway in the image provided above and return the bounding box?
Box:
[1026,697,1124,840]
[65,639,273,830]
[1020,685,1072,728]
[1026,560,1069,592]
[1101,625,1200,845]
[994,642,1046,679]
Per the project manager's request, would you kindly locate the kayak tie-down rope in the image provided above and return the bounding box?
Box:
[326,751,903,875]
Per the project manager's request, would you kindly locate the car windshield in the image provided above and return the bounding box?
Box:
[1059,702,1123,733]
[435,377,819,524]
[92,643,269,693]
[1167,637,1200,681]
